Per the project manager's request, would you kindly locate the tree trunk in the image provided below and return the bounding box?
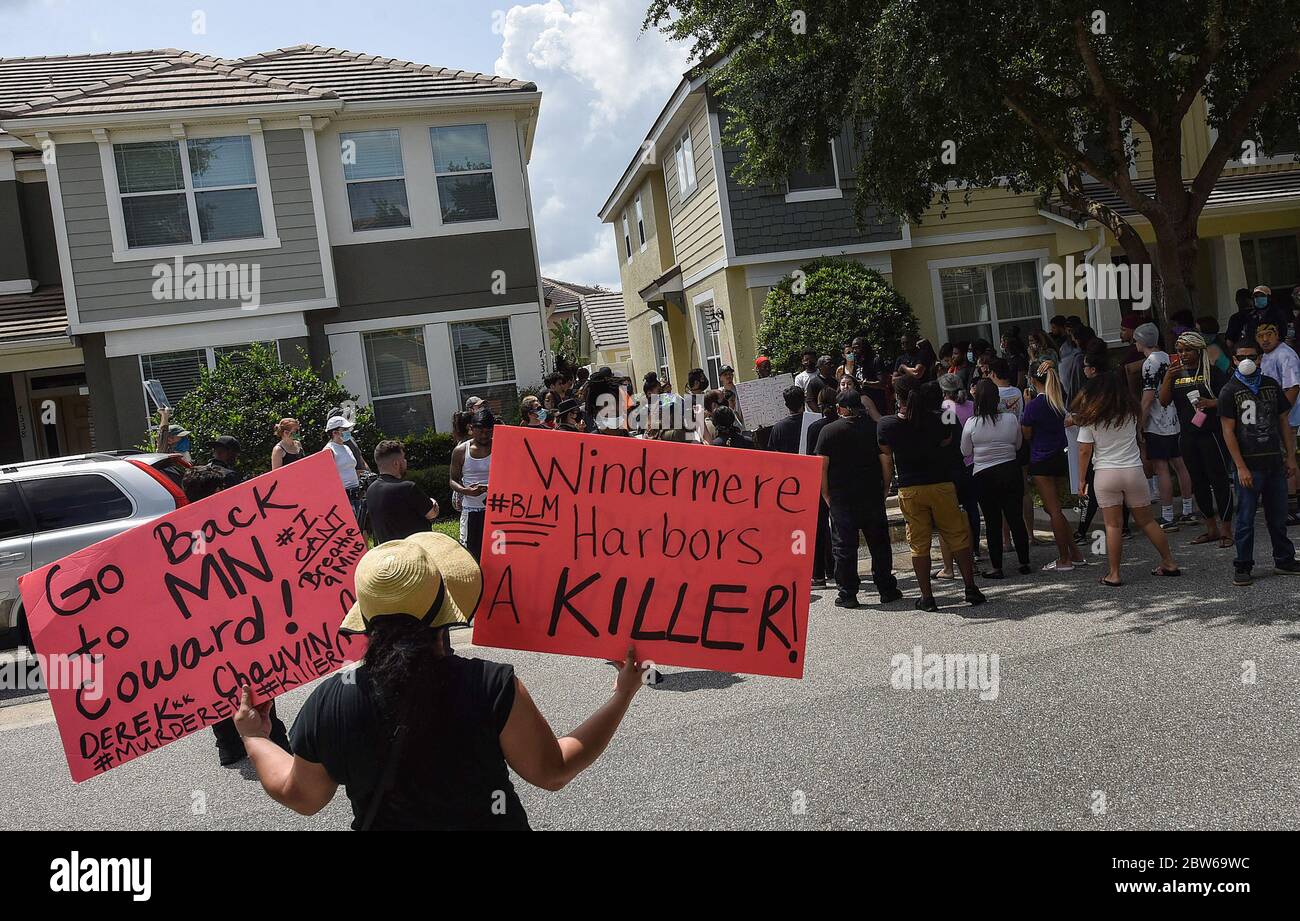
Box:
[1147,216,1201,347]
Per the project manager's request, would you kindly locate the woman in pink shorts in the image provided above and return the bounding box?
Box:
[1073,373,1180,586]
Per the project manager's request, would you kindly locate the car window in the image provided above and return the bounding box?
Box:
[20,474,133,532]
[0,482,28,540]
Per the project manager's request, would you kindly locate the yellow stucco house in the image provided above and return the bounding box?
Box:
[599,65,1300,389]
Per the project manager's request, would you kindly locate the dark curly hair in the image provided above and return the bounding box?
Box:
[363,615,448,733]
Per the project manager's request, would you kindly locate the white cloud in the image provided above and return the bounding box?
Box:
[494,0,691,289]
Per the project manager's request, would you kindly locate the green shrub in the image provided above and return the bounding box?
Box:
[756,257,919,371]
[406,464,452,519]
[155,343,379,478]
[392,429,457,468]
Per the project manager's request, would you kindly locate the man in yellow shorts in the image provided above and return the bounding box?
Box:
[878,377,987,611]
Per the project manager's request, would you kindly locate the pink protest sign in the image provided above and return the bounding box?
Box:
[18,449,368,782]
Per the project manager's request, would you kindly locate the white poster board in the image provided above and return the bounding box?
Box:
[734,373,797,429]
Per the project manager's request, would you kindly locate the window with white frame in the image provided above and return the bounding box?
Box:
[787,141,839,194]
[341,129,411,231]
[114,136,264,248]
[651,317,670,384]
[937,259,1044,346]
[1241,233,1300,289]
[430,124,498,223]
[634,194,646,249]
[140,341,278,411]
[674,129,697,199]
[363,328,434,436]
[622,210,633,260]
[451,317,517,418]
[695,303,723,387]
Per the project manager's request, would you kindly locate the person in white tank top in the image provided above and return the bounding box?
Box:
[450,409,494,564]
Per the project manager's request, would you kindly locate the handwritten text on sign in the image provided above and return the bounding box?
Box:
[18,450,367,782]
[472,428,820,678]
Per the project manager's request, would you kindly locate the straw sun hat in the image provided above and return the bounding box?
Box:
[340,532,483,635]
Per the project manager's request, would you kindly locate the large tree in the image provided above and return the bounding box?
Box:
[646,0,1300,335]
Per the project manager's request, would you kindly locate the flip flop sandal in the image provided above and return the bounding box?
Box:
[1042,560,1075,572]
[1151,566,1182,577]
[931,571,956,580]
[1218,537,1234,549]
[1100,576,1122,587]
[1190,533,1217,545]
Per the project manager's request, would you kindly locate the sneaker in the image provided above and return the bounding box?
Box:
[964,586,987,606]
[914,596,939,612]
[1073,532,1089,546]
[1178,512,1200,525]
[878,587,904,604]
[834,594,859,609]
[812,577,827,589]
[1017,563,1032,575]
[1233,570,1253,587]
[1122,528,1133,540]
[1159,517,1180,532]
[1274,559,1300,574]
[1287,513,1300,527]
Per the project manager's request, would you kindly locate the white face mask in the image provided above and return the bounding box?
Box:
[1238,358,1258,376]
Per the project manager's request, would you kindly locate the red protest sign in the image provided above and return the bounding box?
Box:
[472,428,820,678]
[18,450,368,782]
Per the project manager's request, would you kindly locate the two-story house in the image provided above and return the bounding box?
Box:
[603,60,1300,387]
[0,45,550,462]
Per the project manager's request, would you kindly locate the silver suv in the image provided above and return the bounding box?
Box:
[0,451,191,649]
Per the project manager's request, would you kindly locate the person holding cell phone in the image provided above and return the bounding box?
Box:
[450,409,495,563]
[1159,331,1234,547]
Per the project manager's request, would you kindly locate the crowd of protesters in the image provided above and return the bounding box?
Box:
[143,281,1300,826]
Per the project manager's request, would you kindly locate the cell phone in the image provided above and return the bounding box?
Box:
[1168,353,1182,369]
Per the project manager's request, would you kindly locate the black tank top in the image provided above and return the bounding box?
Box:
[279,445,303,464]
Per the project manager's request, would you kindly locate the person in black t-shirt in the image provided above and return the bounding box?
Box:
[1158,331,1233,546]
[878,377,985,611]
[207,435,244,488]
[366,440,440,544]
[804,355,838,412]
[766,385,810,454]
[815,390,901,607]
[1225,285,1293,351]
[235,532,647,830]
[1218,339,1300,585]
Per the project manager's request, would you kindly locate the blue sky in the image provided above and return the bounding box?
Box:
[0,0,693,288]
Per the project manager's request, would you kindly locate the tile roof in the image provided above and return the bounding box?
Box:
[1044,170,1300,224]
[544,277,604,312]
[581,291,630,351]
[0,287,70,347]
[0,44,535,122]
[235,46,535,102]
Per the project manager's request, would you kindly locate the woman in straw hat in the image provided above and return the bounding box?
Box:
[233,533,647,830]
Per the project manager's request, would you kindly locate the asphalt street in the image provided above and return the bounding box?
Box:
[2,513,1298,831]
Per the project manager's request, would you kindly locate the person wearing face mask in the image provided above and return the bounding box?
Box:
[1218,340,1300,585]
[154,406,193,463]
[1226,286,1293,352]
[1159,331,1233,548]
[1256,321,1300,524]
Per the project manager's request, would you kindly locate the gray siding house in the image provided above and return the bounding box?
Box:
[0,46,549,460]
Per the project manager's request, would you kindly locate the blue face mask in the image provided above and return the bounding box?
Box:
[174,437,191,454]
[343,430,355,443]
[966,351,975,363]
[1255,295,1270,310]
[537,408,548,422]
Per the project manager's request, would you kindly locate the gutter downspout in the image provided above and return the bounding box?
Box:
[1083,226,1106,336]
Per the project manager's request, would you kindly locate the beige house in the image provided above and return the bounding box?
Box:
[601,64,1300,389]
